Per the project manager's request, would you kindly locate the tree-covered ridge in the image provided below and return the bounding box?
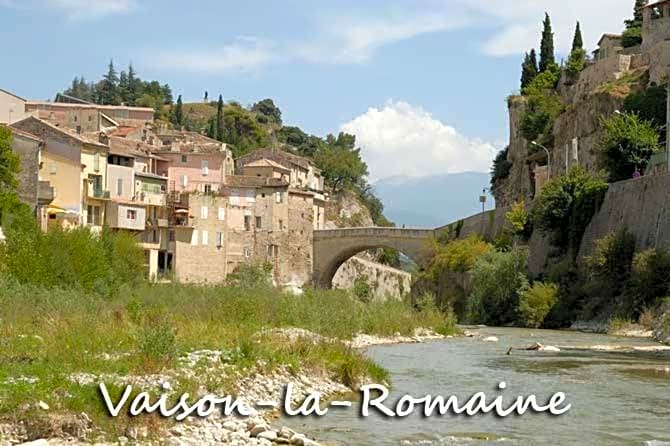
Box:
[64,60,173,119]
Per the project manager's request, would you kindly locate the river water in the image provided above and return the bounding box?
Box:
[283,327,670,445]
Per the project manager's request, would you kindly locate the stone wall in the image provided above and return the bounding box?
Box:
[10,133,40,210]
[332,256,411,301]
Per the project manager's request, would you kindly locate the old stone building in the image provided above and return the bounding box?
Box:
[0,89,29,124]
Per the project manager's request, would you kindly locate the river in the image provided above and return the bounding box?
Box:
[283,327,670,445]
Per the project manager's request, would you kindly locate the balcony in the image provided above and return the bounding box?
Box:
[37,181,54,205]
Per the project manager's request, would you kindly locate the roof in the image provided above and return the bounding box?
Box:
[153,143,227,154]
[108,136,154,157]
[5,126,43,143]
[109,126,138,137]
[645,0,670,8]
[236,148,312,170]
[0,88,26,102]
[136,171,168,181]
[54,93,93,104]
[224,175,289,188]
[597,33,622,45]
[10,116,108,149]
[26,101,155,113]
[245,158,291,172]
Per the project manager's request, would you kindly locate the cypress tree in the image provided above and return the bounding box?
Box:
[625,0,647,29]
[173,95,184,127]
[215,95,224,142]
[207,118,216,139]
[539,13,555,73]
[521,50,539,90]
[571,21,583,52]
[127,63,138,104]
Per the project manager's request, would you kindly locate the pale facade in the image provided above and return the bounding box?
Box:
[0,89,28,124]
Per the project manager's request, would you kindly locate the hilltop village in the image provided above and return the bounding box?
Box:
[0,94,335,287]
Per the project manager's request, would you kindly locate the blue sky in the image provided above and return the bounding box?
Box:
[0,0,634,181]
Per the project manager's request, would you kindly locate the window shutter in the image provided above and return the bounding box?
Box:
[217,207,225,221]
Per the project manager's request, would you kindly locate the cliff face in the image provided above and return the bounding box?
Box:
[494,54,651,207]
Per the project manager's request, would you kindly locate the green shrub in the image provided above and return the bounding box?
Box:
[543,255,584,328]
[582,228,636,319]
[623,85,668,129]
[226,262,273,288]
[622,27,642,48]
[565,48,586,77]
[624,248,670,317]
[598,112,661,182]
[531,167,609,255]
[490,147,512,187]
[352,276,372,303]
[505,200,532,241]
[520,67,564,147]
[136,315,177,367]
[518,282,558,328]
[468,247,529,325]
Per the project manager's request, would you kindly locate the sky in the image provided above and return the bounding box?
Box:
[0,0,636,182]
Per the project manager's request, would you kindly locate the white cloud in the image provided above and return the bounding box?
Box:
[1,0,135,20]
[341,101,497,181]
[148,37,275,74]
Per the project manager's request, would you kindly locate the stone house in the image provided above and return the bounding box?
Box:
[594,34,623,60]
[642,0,670,51]
[10,116,108,230]
[6,127,54,229]
[0,88,29,124]
[25,101,153,130]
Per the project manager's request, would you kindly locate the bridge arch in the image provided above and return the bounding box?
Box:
[312,227,435,288]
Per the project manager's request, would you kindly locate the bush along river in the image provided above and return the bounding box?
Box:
[283,327,670,445]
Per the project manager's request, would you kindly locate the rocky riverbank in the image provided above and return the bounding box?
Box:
[1,328,447,446]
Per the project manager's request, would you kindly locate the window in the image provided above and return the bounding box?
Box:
[93,152,100,172]
[201,230,208,246]
[181,155,188,163]
[116,178,123,196]
[87,205,100,225]
[244,215,251,231]
[267,244,279,258]
[201,160,209,176]
[191,230,198,246]
[278,219,284,231]
[200,206,208,219]
[49,162,56,175]
[73,115,77,122]
[276,191,283,203]
[216,231,223,247]
[180,175,188,188]
[243,247,251,258]
[204,184,212,194]
[217,207,225,221]
[126,209,137,220]
[88,115,93,122]
[255,216,262,229]
[169,230,175,242]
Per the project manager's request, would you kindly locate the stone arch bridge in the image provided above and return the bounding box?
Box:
[312,227,436,288]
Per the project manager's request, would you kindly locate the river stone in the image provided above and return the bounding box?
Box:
[257,430,278,441]
[483,336,499,342]
[250,423,271,437]
[17,440,49,446]
[279,426,296,438]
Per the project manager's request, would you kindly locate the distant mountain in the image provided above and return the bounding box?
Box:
[372,172,494,228]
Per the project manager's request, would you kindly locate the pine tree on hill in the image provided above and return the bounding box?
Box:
[127,63,138,104]
[572,21,583,52]
[99,59,120,105]
[521,50,539,90]
[215,95,224,142]
[539,13,555,73]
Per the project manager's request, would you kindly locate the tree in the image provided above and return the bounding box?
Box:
[566,22,587,76]
[625,0,647,29]
[220,104,271,157]
[172,95,184,127]
[490,147,511,187]
[204,91,208,102]
[0,127,30,228]
[215,95,224,142]
[571,21,583,52]
[207,118,216,139]
[127,63,139,104]
[98,59,120,105]
[521,50,539,90]
[251,99,282,126]
[314,133,369,191]
[531,167,609,255]
[539,13,555,73]
[598,112,661,182]
[118,70,129,104]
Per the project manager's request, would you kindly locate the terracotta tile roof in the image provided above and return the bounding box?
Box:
[597,33,622,45]
[645,0,670,8]
[236,148,311,170]
[245,158,291,171]
[153,142,227,154]
[109,126,137,137]
[26,101,154,113]
[108,136,154,158]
